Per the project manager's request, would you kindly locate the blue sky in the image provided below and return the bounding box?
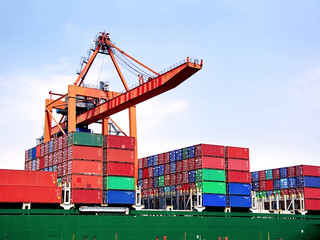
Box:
[0,1,319,170]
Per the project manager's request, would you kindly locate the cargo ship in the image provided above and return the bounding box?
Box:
[0,32,320,240]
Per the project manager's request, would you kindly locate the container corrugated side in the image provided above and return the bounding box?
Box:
[104,176,135,190]
[68,145,103,161]
[103,135,135,150]
[72,189,102,204]
[105,148,135,163]
[103,190,135,204]
[202,194,226,207]
[68,132,102,147]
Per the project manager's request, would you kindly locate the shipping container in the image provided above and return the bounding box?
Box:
[195,157,225,170]
[280,178,288,189]
[228,183,251,195]
[196,181,226,194]
[103,135,135,150]
[69,174,102,189]
[296,176,320,188]
[251,172,259,182]
[305,199,320,210]
[273,179,280,190]
[225,146,249,159]
[176,161,182,173]
[259,171,266,181]
[103,176,134,190]
[188,170,196,183]
[287,166,296,177]
[169,151,176,162]
[72,189,102,204]
[272,168,280,179]
[195,144,224,158]
[188,158,195,170]
[104,162,134,177]
[67,160,102,175]
[147,156,154,167]
[229,195,251,208]
[297,187,320,199]
[196,169,225,182]
[265,170,273,180]
[188,146,195,158]
[228,171,250,183]
[68,132,103,147]
[0,169,57,187]
[158,165,164,176]
[105,148,135,163]
[68,145,103,161]
[288,177,296,188]
[227,158,250,171]
[0,185,61,203]
[296,165,320,177]
[202,194,226,207]
[280,168,287,178]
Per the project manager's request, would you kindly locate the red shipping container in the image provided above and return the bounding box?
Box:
[49,153,53,166]
[296,165,320,177]
[158,153,165,165]
[0,169,57,187]
[53,138,58,152]
[45,142,49,155]
[176,161,182,173]
[40,144,45,157]
[265,180,273,191]
[195,156,225,170]
[57,163,62,177]
[297,187,320,199]
[53,152,57,165]
[164,175,171,186]
[281,189,289,196]
[36,145,41,158]
[148,167,153,178]
[142,168,148,179]
[62,162,67,176]
[68,160,102,175]
[164,163,170,175]
[71,189,102,204]
[68,145,103,161]
[189,158,195,170]
[143,179,148,190]
[39,157,44,169]
[195,144,224,157]
[259,171,266,181]
[305,199,320,210]
[183,183,190,191]
[0,185,61,203]
[63,134,68,148]
[62,148,68,162]
[164,152,170,163]
[103,135,135,150]
[259,181,266,191]
[105,148,135,163]
[176,172,182,185]
[138,158,143,169]
[272,168,280,179]
[154,188,159,197]
[104,162,134,177]
[24,162,27,170]
[189,183,196,193]
[142,158,148,168]
[68,174,102,189]
[170,173,177,185]
[227,158,249,171]
[226,146,249,159]
[57,150,62,164]
[228,171,250,183]
[58,136,63,150]
[148,177,153,189]
[25,150,28,162]
[28,161,32,170]
[288,189,297,196]
[182,159,189,171]
[287,166,296,177]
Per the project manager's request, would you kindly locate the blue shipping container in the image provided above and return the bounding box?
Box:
[153,166,159,177]
[48,140,53,153]
[228,183,251,195]
[32,147,37,160]
[252,182,259,192]
[189,170,196,183]
[273,179,280,190]
[266,190,274,197]
[280,178,288,189]
[296,176,320,188]
[251,172,259,182]
[137,180,143,187]
[280,168,287,178]
[147,156,154,167]
[158,165,165,176]
[188,146,195,158]
[154,177,159,188]
[203,194,226,207]
[229,195,252,208]
[170,162,176,173]
[138,169,143,179]
[153,155,159,166]
[175,149,182,161]
[169,151,176,162]
[288,177,296,188]
[28,149,32,160]
[103,190,135,204]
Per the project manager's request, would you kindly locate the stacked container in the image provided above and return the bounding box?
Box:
[225,147,251,208]
[251,165,320,211]
[0,169,61,203]
[103,135,135,205]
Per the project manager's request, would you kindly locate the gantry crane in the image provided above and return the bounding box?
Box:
[44,32,203,181]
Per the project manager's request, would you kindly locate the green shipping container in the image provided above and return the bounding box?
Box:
[68,132,103,147]
[196,181,226,194]
[274,190,281,196]
[158,176,164,187]
[104,176,135,190]
[57,178,61,186]
[259,191,267,198]
[265,169,273,180]
[165,186,171,194]
[182,147,189,160]
[196,169,225,182]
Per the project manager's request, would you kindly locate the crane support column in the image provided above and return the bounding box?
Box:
[68,85,77,133]
[129,106,138,184]
[102,117,109,136]
[44,99,53,143]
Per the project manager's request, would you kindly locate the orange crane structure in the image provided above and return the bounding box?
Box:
[44,32,203,182]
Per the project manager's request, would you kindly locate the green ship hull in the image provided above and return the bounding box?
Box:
[0,209,320,239]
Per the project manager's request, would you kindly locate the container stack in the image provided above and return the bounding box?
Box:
[138,143,251,210]
[251,165,320,211]
[102,135,135,205]
[0,169,61,203]
[225,147,251,208]
[25,132,104,204]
